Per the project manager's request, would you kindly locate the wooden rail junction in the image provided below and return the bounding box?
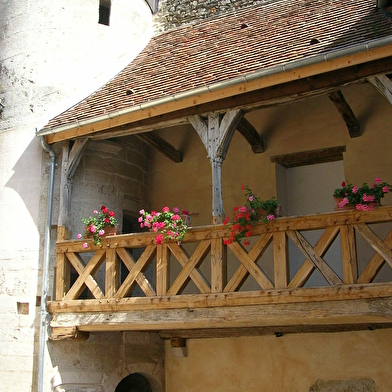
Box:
[49,206,392,341]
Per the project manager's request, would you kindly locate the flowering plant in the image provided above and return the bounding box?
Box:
[139,206,189,245]
[223,185,279,246]
[78,205,117,246]
[334,178,392,211]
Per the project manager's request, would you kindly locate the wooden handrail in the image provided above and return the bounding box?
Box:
[53,206,392,308]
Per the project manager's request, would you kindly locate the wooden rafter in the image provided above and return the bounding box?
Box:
[328,90,360,138]
[136,131,183,163]
[237,117,264,153]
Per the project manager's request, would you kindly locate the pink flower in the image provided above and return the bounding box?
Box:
[172,214,180,221]
[139,209,145,215]
[173,207,180,213]
[144,222,151,228]
[352,186,358,193]
[93,210,98,214]
[146,214,153,221]
[83,242,88,248]
[99,229,105,236]
[383,186,389,193]
[375,177,382,184]
[339,198,349,208]
[249,196,254,202]
[140,223,144,228]
[155,234,163,244]
[138,216,143,222]
[77,233,82,239]
[162,206,170,213]
[239,206,248,213]
[362,194,375,202]
[267,214,275,221]
[89,225,97,233]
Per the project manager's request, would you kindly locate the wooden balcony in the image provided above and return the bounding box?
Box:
[48,206,392,341]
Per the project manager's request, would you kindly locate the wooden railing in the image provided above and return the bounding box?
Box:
[51,206,392,311]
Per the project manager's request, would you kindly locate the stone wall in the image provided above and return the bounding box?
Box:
[0,1,153,391]
[154,0,271,32]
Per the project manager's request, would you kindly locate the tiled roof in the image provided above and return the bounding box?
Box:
[45,0,392,130]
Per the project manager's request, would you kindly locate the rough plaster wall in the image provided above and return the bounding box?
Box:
[0,1,152,391]
[166,329,392,392]
[154,0,272,32]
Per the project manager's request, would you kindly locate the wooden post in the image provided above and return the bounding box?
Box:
[105,248,120,297]
[189,110,244,224]
[156,244,170,296]
[273,231,289,288]
[211,238,226,292]
[56,252,69,300]
[340,224,358,284]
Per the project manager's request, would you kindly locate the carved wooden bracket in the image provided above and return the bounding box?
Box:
[328,90,360,138]
[189,110,244,223]
[367,74,392,105]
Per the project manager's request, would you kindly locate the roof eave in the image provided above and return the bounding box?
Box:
[37,37,392,144]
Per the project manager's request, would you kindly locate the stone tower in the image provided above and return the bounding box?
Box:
[0,1,153,391]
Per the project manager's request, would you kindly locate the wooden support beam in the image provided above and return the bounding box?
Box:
[49,296,392,333]
[328,90,360,138]
[49,326,89,341]
[367,74,392,105]
[136,131,183,163]
[237,117,264,153]
[270,146,346,168]
[189,110,244,224]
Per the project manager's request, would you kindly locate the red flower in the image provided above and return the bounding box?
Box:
[101,205,109,214]
[341,181,346,187]
[104,217,110,224]
[108,211,115,217]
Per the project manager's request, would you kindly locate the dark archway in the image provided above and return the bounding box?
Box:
[115,373,152,392]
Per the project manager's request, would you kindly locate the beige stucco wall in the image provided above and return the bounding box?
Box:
[165,329,392,392]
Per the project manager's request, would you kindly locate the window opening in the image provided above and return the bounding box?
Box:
[99,0,111,26]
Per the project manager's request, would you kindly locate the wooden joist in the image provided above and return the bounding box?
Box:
[49,295,392,336]
[328,90,360,138]
[136,131,183,163]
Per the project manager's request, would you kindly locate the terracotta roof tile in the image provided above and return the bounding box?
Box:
[45,0,392,130]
